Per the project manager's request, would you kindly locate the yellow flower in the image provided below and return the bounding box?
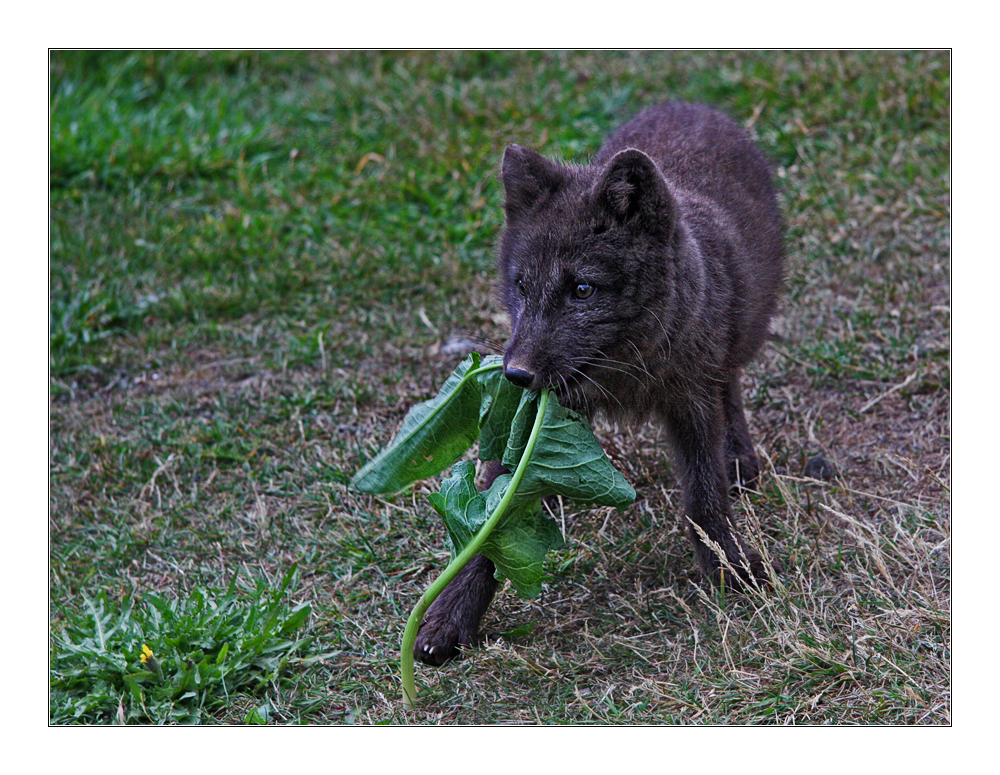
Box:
[139,644,163,679]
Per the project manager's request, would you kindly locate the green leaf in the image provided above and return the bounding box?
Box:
[502,393,635,510]
[357,356,632,599]
[279,604,312,636]
[244,703,270,724]
[350,353,492,493]
[355,356,637,706]
[477,359,525,461]
[429,461,565,598]
[481,474,565,597]
[427,461,486,556]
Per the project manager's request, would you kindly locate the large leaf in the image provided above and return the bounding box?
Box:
[350,353,489,493]
[427,461,485,554]
[501,392,635,510]
[477,360,525,461]
[429,462,564,598]
[353,356,633,603]
[481,473,565,597]
[498,389,541,466]
[378,368,639,708]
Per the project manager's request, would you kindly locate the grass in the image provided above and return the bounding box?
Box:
[49,566,316,724]
[49,50,950,724]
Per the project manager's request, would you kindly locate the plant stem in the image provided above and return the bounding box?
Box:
[399,388,550,709]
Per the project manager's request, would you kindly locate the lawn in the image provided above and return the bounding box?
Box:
[49,50,950,724]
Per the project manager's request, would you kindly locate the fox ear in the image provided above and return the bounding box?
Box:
[592,148,673,231]
[501,144,568,219]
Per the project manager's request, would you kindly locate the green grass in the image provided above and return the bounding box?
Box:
[50,50,950,724]
[49,566,315,724]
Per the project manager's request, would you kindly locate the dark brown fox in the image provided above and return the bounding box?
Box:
[415,102,785,666]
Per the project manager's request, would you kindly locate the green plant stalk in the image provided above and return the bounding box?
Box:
[399,387,551,709]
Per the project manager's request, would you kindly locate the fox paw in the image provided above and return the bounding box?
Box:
[413,613,477,666]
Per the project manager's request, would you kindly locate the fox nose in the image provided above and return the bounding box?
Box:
[504,367,535,390]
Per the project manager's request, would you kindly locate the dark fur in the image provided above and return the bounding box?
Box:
[415,103,784,666]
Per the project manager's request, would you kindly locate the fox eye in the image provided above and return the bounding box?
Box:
[572,283,595,300]
[516,279,527,297]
